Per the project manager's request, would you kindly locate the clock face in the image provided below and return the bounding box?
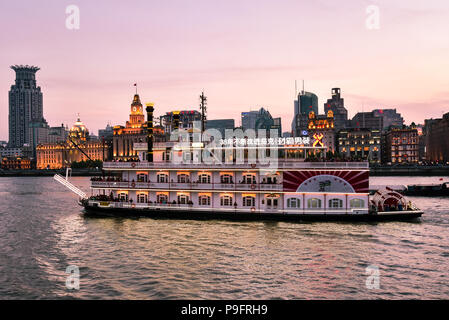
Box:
[133,107,137,112]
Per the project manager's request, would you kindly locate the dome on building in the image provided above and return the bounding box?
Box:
[70,117,89,140]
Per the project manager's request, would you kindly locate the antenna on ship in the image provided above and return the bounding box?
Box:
[200,90,207,133]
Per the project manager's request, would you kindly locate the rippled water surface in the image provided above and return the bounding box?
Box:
[0,176,449,299]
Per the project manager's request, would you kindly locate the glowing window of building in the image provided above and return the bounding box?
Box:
[307,198,322,209]
[220,194,233,206]
[350,198,365,208]
[328,198,343,208]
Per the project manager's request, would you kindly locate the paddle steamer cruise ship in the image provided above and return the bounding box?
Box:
[78,103,423,221]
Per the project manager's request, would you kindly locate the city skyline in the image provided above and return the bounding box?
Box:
[1,0,449,140]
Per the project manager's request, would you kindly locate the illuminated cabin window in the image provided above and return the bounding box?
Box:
[137,193,148,203]
[220,195,233,206]
[220,174,233,184]
[118,193,128,202]
[307,198,322,209]
[350,199,365,208]
[198,173,211,184]
[177,194,190,204]
[328,198,343,208]
[242,196,256,207]
[157,173,169,183]
[137,173,148,182]
[287,198,300,208]
[177,173,190,183]
[242,174,256,184]
[198,195,211,206]
[157,194,168,204]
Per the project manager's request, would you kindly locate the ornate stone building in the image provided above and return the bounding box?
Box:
[36,118,108,169]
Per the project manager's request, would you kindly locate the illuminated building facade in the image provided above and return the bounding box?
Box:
[161,110,202,135]
[36,117,108,169]
[425,112,449,163]
[307,110,336,153]
[338,129,381,162]
[323,88,348,131]
[382,127,418,164]
[112,94,165,161]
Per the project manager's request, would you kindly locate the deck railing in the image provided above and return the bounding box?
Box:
[103,161,369,170]
[91,180,283,191]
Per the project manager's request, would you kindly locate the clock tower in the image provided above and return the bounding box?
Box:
[126,94,145,129]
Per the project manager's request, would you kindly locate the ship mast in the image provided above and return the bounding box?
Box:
[200,91,207,134]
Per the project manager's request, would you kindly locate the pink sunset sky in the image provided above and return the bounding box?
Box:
[1,0,448,140]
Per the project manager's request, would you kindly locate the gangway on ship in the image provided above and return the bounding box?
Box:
[53,173,87,199]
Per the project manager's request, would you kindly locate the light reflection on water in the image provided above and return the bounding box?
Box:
[0,176,448,299]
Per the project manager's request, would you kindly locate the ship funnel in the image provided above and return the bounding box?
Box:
[173,111,180,131]
[146,102,154,163]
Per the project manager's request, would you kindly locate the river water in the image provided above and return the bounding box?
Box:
[0,176,448,299]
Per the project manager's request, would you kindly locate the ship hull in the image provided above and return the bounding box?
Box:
[81,203,423,222]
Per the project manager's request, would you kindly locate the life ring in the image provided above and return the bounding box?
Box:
[131,162,136,168]
[131,182,136,188]
[131,203,135,208]
[251,163,256,168]
[251,184,256,190]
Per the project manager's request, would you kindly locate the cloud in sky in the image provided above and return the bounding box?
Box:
[0,0,448,139]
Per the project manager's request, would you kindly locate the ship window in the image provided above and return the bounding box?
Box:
[177,173,190,183]
[137,173,148,182]
[199,173,211,184]
[137,193,148,203]
[220,195,233,206]
[220,174,233,184]
[328,198,343,208]
[199,195,211,206]
[157,194,168,204]
[118,193,128,202]
[307,198,322,209]
[287,198,300,208]
[243,196,255,207]
[350,198,365,208]
[177,194,190,204]
[242,174,256,184]
[157,173,168,183]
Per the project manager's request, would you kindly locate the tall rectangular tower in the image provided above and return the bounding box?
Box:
[8,65,46,148]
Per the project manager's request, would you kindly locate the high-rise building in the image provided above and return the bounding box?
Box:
[372,109,404,130]
[425,113,449,163]
[324,88,348,131]
[351,111,384,131]
[241,108,281,136]
[205,119,235,137]
[160,110,202,135]
[9,65,46,149]
[292,90,319,136]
